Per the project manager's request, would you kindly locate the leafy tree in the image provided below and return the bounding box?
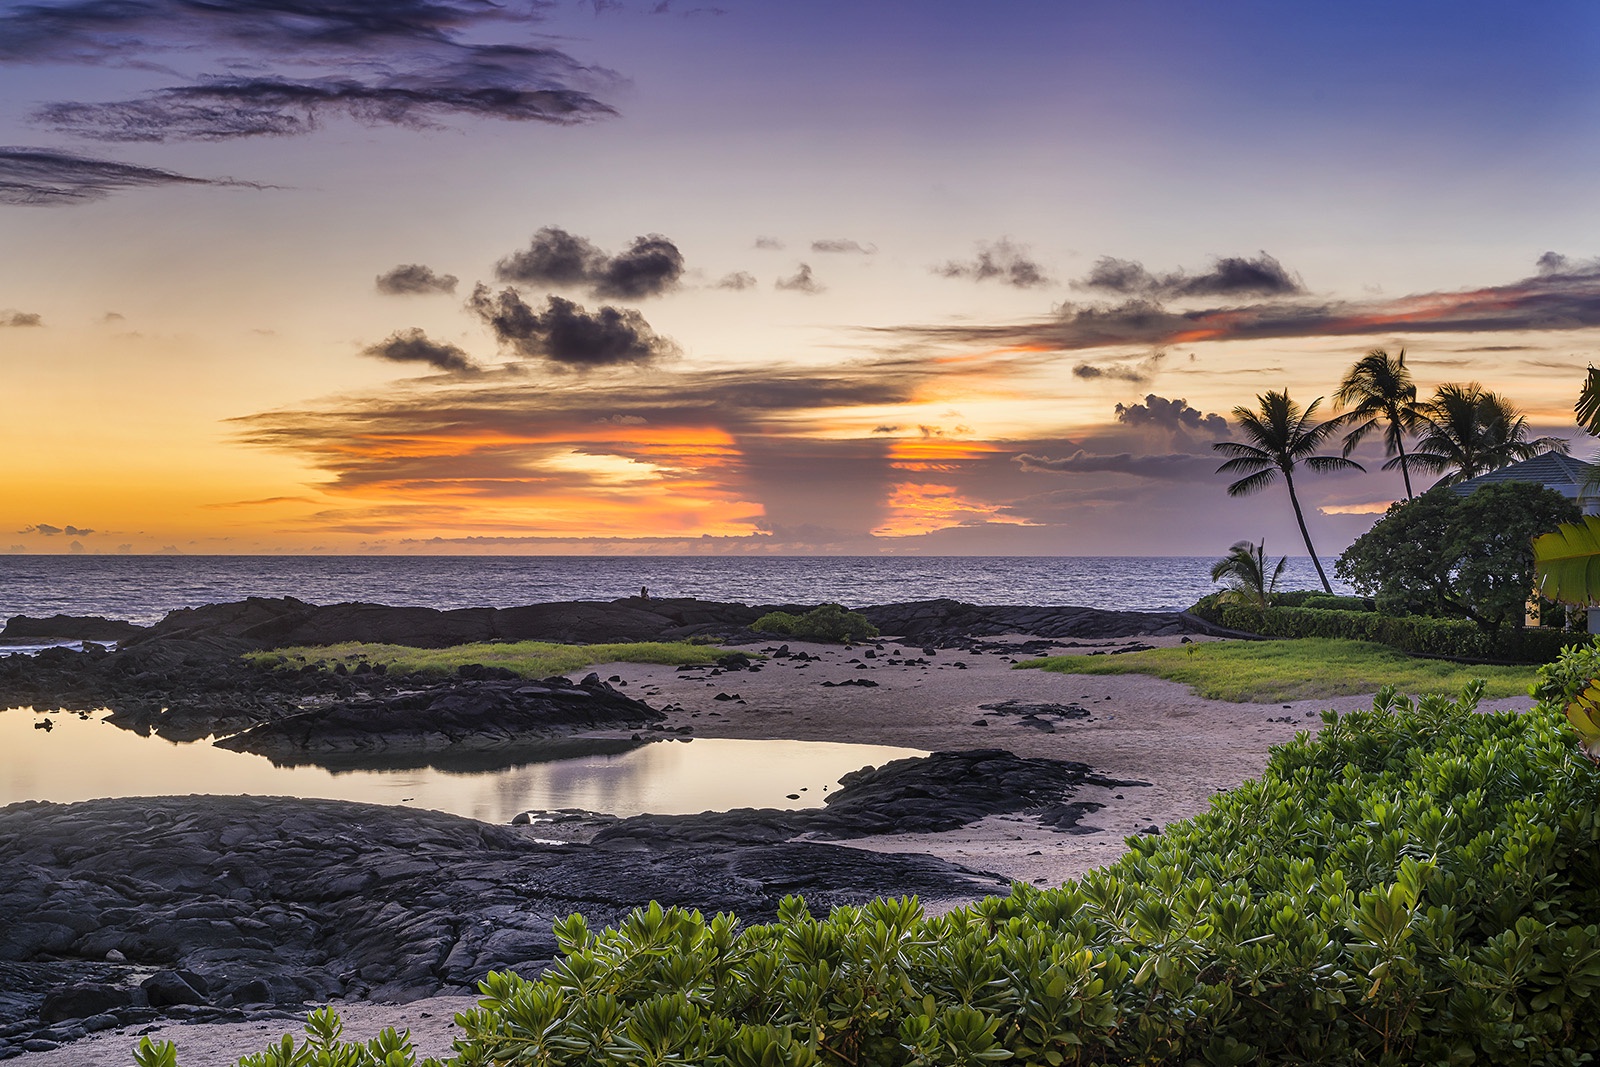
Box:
[1212,390,1362,594]
[1209,539,1286,610]
[1336,482,1579,630]
[1334,348,1425,500]
[1408,383,1567,488]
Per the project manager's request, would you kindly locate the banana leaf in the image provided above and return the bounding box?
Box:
[1532,514,1600,605]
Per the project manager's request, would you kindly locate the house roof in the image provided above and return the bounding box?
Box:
[1450,450,1591,498]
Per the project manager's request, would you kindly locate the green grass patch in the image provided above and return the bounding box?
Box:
[1018,636,1538,702]
[244,639,728,678]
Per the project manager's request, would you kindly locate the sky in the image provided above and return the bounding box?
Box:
[3,0,1600,557]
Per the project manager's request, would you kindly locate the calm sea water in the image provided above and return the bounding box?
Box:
[0,555,1354,626]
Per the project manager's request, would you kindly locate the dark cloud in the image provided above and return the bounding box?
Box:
[775,263,823,294]
[873,424,901,434]
[362,328,476,373]
[595,235,686,299]
[935,238,1050,289]
[1014,451,1210,480]
[811,238,875,255]
[375,264,458,296]
[468,286,678,368]
[495,227,685,299]
[1072,352,1164,384]
[496,227,601,287]
[715,271,757,291]
[5,2,618,142]
[3,310,42,326]
[1075,252,1303,299]
[753,236,784,250]
[0,146,254,205]
[1114,394,1228,437]
[887,256,1600,353]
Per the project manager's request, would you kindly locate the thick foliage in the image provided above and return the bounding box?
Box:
[1192,595,1585,664]
[1336,483,1580,630]
[752,604,879,644]
[161,680,1600,1066]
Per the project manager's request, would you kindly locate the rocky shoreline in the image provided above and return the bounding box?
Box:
[0,595,1200,1059]
[0,749,1132,1058]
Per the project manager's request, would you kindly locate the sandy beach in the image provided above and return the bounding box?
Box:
[7,630,1538,1066]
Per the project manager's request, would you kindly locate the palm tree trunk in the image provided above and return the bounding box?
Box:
[1395,438,1414,500]
[1283,471,1333,593]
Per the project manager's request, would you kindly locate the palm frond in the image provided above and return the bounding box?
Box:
[1304,455,1366,473]
[1225,468,1278,497]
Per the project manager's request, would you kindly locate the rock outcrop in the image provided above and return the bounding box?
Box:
[0,746,1093,1055]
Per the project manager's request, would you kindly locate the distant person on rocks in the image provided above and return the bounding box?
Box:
[640,586,650,600]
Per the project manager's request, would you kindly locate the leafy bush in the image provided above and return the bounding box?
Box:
[160,678,1600,1066]
[1191,593,1584,663]
[752,604,879,643]
[1298,594,1373,612]
[1336,483,1581,629]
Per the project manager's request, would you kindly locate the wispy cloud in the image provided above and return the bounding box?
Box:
[885,257,1600,352]
[376,264,458,296]
[5,0,618,142]
[1073,252,1303,299]
[775,263,824,294]
[811,238,875,255]
[362,328,477,373]
[935,238,1050,288]
[0,146,257,205]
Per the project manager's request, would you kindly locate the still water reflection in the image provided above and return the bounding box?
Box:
[1,709,925,823]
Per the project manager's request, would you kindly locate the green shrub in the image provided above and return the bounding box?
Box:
[1298,593,1373,612]
[161,676,1600,1066]
[1190,594,1585,663]
[752,604,879,643]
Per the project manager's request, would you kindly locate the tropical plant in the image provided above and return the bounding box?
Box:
[1336,482,1580,630]
[1334,348,1426,500]
[1408,382,1567,488]
[1212,390,1362,594]
[752,604,879,643]
[1531,368,1600,610]
[1208,538,1286,610]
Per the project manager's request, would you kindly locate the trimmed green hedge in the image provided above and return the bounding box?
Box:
[154,672,1600,1067]
[1192,594,1585,664]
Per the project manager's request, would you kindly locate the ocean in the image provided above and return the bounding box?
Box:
[0,555,1355,626]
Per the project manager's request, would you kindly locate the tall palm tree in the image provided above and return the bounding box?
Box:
[1334,348,1425,500]
[1409,383,1568,488]
[1213,390,1363,594]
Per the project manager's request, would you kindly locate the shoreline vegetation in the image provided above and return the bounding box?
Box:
[1020,636,1539,703]
[244,639,730,679]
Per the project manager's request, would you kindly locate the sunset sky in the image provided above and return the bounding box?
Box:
[3,0,1600,556]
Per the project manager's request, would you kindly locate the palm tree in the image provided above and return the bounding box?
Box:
[1209,539,1286,610]
[1213,390,1363,594]
[1334,348,1425,500]
[1409,383,1568,488]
